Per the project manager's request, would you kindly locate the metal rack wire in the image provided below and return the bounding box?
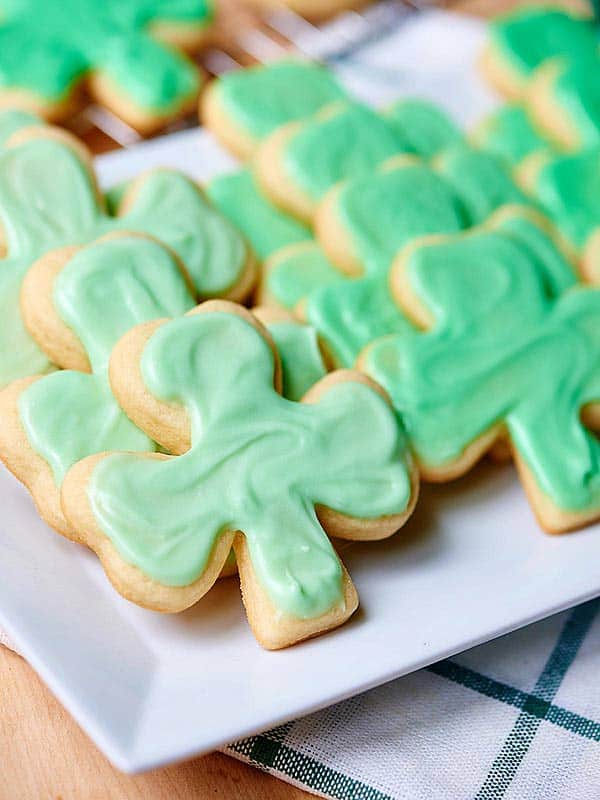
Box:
[72,0,430,150]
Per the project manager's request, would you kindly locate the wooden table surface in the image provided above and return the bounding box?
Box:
[1,1,587,798]
[0,646,310,800]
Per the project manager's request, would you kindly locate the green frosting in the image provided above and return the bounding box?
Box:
[0,0,210,111]
[552,55,600,148]
[436,145,532,225]
[283,103,404,202]
[532,147,600,249]
[0,108,42,145]
[216,60,347,141]
[474,105,550,166]
[19,236,196,484]
[87,311,412,617]
[490,7,596,79]
[362,221,600,512]
[0,131,247,388]
[266,321,327,400]
[334,163,466,273]
[266,243,341,311]
[207,169,311,260]
[385,99,462,159]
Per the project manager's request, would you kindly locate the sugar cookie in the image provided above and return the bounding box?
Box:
[61,302,418,648]
[528,54,600,150]
[471,104,551,167]
[360,208,594,534]
[0,234,196,536]
[255,99,461,222]
[0,1,213,132]
[207,169,311,261]
[0,122,252,389]
[481,6,595,101]
[240,0,372,22]
[201,60,347,160]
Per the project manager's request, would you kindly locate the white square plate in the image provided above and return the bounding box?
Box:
[2,11,599,775]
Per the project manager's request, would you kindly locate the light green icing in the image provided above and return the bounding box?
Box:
[552,55,600,148]
[334,163,466,274]
[436,145,532,225]
[216,60,347,141]
[0,108,41,146]
[266,321,327,400]
[267,243,341,311]
[283,103,404,201]
[0,0,210,110]
[532,147,600,248]
[19,236,196,485]
[87,311,412,617]
[306,277,411,368]
[0,134,246,388]
[490,8,596,79]
[385,99,462,159]
[474,105,550,166]
[207,169,311,260]
[362,222,600,512]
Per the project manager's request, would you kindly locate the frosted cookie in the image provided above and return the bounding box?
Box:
[0,122,253,389]
[253,306,328,400]
[260,242,409,367]
[481,6,596,101]
[471,104,551,167]
[241,0,372,21]
[434,144,533,225]
[0,1,213,132]
[520,147,600,280]
[61,302,418,649]
[359,208,595,534]
[207,169,311,261]
[255,100,461,222]
[315,158,467,276]
[385,98,461,159]
[201,60,347,159]
[528,54,600,150]
[0,234,196,536]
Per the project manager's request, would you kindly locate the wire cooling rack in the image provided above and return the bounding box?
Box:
[71,0,433,151]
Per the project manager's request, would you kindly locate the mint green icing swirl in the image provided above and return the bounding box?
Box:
[0,131,247,388]
[216,60,347,141]
[266,321,326,401]
[19,236,196,484]
[207,169,311,261]
[87,311,413,617]
[0,0,210,111]
[551,55,600,149]
[362,223,599,512]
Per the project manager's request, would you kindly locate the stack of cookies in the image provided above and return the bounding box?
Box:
[0,4,598,651]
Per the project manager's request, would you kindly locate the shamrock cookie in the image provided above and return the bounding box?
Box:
[359,209,595,533]
[0,0,213,132]
[471,104,551,167]
[0,234,196,536]
[253,306,328,400]
[255,100,461,222]
[528,54,600,150]
[61,302,418,649]
[316,150,534,277]
[260,242,409,367]
[0,122,252,389]
[202,60,347,160]
[519,147,600,279]
[207,169,311,261]
[480,6,596,101]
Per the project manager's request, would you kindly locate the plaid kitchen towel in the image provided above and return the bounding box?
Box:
[225,599,600,800]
